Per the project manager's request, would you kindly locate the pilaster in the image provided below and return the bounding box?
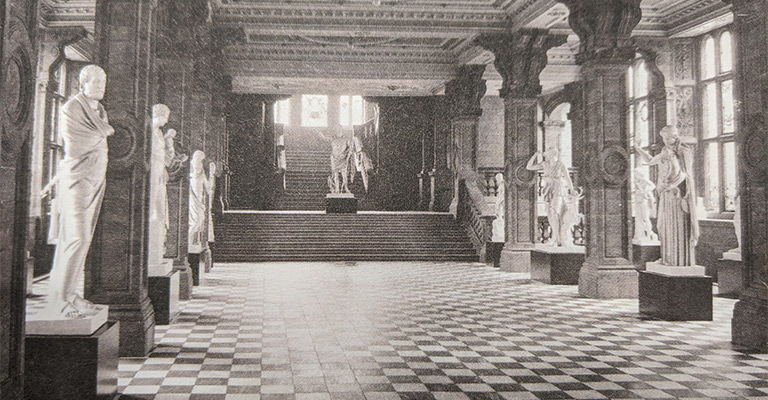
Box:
[87,0,158,357]
[726,0,768,352]
[476,29,567,273]
[558,0,641,298]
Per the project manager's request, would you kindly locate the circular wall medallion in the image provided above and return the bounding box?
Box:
[4,47,32,126]
[107,111,140,163]
[598,145,630,185]
[742,121,767,181]
[511,158,537,187]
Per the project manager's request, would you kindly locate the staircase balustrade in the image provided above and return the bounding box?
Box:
[457,179,495,258]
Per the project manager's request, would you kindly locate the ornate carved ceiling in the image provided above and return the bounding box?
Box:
[40,0,731,96]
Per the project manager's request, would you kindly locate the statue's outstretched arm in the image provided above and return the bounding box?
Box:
[526,152,544,171]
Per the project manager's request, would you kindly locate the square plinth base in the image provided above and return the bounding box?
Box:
[148,258,174,277]
[639,270,713,321]
[148,270,180,325]
[717,257,743,298]
[632,243,660,271]
[26,304,109,336]
[326,193,357,213]
[485,242,504,268]
[25,321,119,400]
[189,253,201,286]
[531,246,585,285]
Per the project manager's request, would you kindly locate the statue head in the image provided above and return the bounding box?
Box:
[209,162,217,176]
[191,150,205,173]
[79,65,107,101]
[152,104,171,128]
[659,125,680,146]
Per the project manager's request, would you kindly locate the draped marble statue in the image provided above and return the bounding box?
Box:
[636,126,699,266]
[491,172,505,243]
[148,105,187,268]
[189,151,210,254]
[207,162,217,244]
[46,65,114,318]
[350,132,373,193]
[526,148,581,247]
[320,129,352,193]
[632,168,658,243]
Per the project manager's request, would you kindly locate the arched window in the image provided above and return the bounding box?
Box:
[339,95,365,126]
[698,29,737,214]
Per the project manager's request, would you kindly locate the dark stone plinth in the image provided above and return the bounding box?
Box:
[632,242,660,271]
[717,256,744,299]
[189,253,201,286]
[25,321,119,400]
[326,194,357,213]
[531,247,585,285]
[148,270,180,325]
[485,242,504,267]
[639,270,713,321]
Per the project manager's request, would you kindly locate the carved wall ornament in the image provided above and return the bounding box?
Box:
[445,65,487,118]
[598,145,630,185]
[4,46,33,127]
[675,86,694,137]
[512,159,538,187]
[673,42,694,81]
[741,114,768,182]
[106,110,142,168]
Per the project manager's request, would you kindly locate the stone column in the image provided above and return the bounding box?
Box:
[477,30,567,273]
[445,65,487,215]
[86,0,158,357]
[727,0,768,352]
[558,0,641,298]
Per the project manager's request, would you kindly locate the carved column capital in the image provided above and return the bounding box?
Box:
[475,29,567,99]
[445,64,487,118]
[557,0,641,64]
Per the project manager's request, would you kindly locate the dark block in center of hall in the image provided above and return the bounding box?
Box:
[639,271,713,321]
[531,248,585,285]
[25,321,119,400]
[326,193,357,213]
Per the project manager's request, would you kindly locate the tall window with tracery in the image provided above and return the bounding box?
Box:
[627,57,652,185]
[698,28,737,215]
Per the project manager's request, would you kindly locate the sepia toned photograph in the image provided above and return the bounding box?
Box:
[1,1,768,399]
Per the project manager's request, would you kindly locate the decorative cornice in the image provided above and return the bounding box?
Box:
[445,65,487,118]
[224,45,454,63]
[475,29,567,98]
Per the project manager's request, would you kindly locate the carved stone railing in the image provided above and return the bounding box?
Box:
[478,167,504,196]
[458,179,494,258]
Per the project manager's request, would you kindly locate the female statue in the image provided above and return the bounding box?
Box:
[526,147,580,247]
[636,126,699,266]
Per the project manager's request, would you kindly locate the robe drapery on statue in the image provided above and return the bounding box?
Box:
[48,93,112,305]
[656,141,699,266]
[189,151,210,254]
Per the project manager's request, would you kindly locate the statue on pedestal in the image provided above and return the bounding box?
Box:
[729,194,741,255]
[632,168,658,243]
[207,162,217,244]
[46,65,114,318]
[350,131,373,193]
[320,128,352,194]
[189,151,209,254]
[526,148,581,247]
[636,126,699,266]
[491,172,505,243]
[148,105,187,267]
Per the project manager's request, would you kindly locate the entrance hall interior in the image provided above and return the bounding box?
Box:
[3,0,768,399]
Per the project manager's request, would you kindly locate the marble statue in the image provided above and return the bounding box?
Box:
[526,148,581,247]
[491,172,505,243]
[207,162,217,244]
[148,105,187,267]
[350,132,373,193]
[636,125,699,266]
[46,65,114,318]
[632,168,658,243]
[189,151,209,254]
[320,129,352,193]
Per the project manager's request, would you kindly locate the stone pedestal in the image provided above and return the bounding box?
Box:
[632,241,660,271]
[531,246,585,285]
[500,248,532,273]
[177,263,193,300]
[25,321,119,400]
[326,193,357,213]
[639,263,713,321]
[148,270,180,325]
[717,250,743,299]
[579,263,639,299]
[149,258,174,277]
[189,253,201,286]
[485,242,504,267]
[26,305,109,336]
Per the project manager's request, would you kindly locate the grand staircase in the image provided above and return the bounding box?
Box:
[274,149,368,210]
[214,212,479,262]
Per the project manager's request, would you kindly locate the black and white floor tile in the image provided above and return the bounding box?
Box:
[38,261,768,399]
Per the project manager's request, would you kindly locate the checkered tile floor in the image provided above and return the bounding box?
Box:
[50,262,768,399]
